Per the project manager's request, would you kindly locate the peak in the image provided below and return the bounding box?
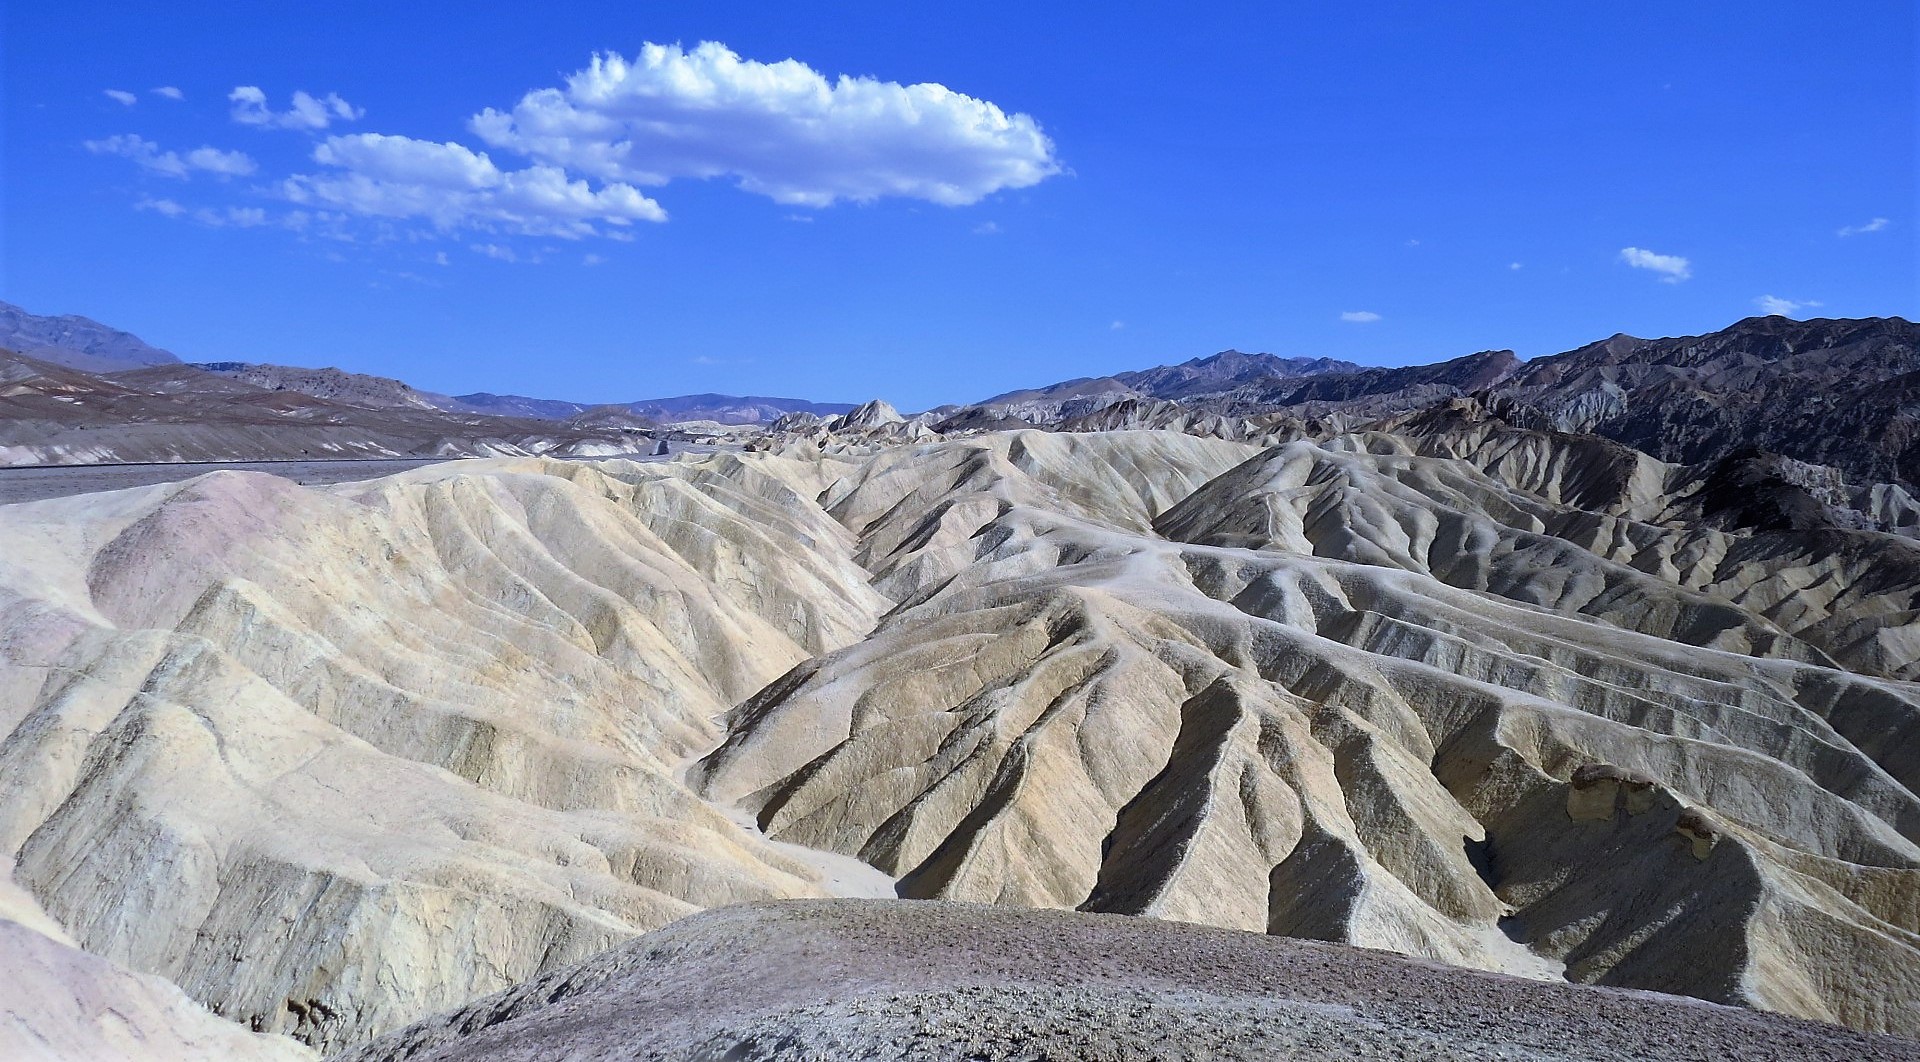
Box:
[838,398,905,429]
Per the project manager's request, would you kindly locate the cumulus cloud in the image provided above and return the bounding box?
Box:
[1340,310,1383,323]
[284,132,665,237]
[468,41,1061,207]
[86,134,257,179]
[152,86,185,101]
[230,86,364,130]
[103,89,138,106]
[1838,217,1890,237]
[1618,246,1691,283]
[1754,295,1822,317]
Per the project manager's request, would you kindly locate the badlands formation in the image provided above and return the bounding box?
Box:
[2,344,1919,1055]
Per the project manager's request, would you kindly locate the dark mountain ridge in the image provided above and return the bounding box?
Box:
[1491,315,1920,485]
[0,300,181,373]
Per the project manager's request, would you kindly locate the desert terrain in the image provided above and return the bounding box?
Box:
[0,314,1917,1060]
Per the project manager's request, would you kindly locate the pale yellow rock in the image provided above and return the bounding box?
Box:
[2,425,1918,1052]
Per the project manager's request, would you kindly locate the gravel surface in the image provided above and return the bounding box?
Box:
[333,899,1920,1062]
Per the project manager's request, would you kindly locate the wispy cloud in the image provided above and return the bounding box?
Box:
[1109,320,1126,331]
[86,134,256,179]
[136,198,272,227]
[1340,310,1382,323]
[471,242,520,262]
[230,86,363,130]
[1618,246,1691,283]
[972,221,1001,235]
[152,86,184,101]
[469,41,1060,208]
[1837,217,1890,237]
[1754,295,1822,317]
[103,89,138,106]
[1508,261,1523,270]
[582,252,605,266]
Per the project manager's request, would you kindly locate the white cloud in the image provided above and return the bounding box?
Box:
[582,252,605,266]
[103,89,138,106]
[183,146,257,176]
[1340,310,1382,323]
[472,242,518,262]
[1618,246,1691,283]
[1508,261,1523,270]
[972,221,1001,235]
[1838,217,1890,237]
[136,198,270,227]
[1109,320,1126,331]
[230,86,364,130]
[86,134,256,179]
[468,41,1060,207]
[1754,295,1822,317]
[193,205,269,227]
[284,132,666,237]
[152,86,184,101]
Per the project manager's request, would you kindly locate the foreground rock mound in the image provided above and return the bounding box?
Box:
[336,900,1919,1062]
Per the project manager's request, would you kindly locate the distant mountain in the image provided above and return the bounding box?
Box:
[0,300,180,373]
[1491,315,1920,486]
[982,350,1360,406]
[192,362,448,411]
[1195,349,1522,419]
[0,350,658,466]
[618,394,859,425]
[1114,350,1363,399]
[447,392,591,420]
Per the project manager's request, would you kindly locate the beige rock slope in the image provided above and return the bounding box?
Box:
[0,856,313,1060]
[0,453,886,1052]
[2,423,1918,1051]
[695,428,1920,1036]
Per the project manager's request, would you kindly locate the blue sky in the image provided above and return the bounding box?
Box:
[4,1,1913,409]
